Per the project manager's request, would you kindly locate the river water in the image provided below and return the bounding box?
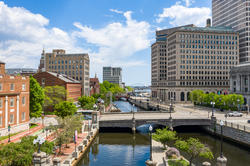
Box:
[77,101,250,166]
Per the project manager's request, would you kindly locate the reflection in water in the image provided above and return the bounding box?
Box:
[78,101,250,166]
[113,101,138,112]
[78,132,250,166]
[77,133,150,166]
[176,132,250,166]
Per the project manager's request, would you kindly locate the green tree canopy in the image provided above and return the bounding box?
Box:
[190,90,244,111]
[152,128,177,149]
[0,136,53,166]
[175,137,213,166]
[52,116,82,153]
[30,76,45,118]
[44,85,67,111]
[78,96,96,109]
[54,101,77,118]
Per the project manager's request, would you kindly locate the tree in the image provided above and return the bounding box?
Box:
[152,128,177,149]
[53,116,82,153]
[78,96,96,109]
[0,136,53,166]
[29,76,45,118]
[190,90,204,105]
[44,85,67,111]
[175,137,213,166]
[54,101,77,118]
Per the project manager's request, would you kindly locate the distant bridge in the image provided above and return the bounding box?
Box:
[99,112,211,129]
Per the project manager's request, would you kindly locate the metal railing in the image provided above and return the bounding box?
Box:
[216,119,250,133]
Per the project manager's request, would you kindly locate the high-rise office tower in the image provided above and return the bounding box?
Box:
[103,67,122,86]
[212,0,250,63]
[38,49,90,96]
[151,22,239,102]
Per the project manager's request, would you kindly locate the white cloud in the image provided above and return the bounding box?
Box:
[0,1,86,69]
[156,3,211,27]
[0,2,151,81]
[110,9,123,14]
[183,0,195,7]
[73,11,151,77]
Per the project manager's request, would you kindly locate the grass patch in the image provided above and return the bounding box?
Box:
[30,123,38,129]
[168,159,189,166]
[0,132,22,141]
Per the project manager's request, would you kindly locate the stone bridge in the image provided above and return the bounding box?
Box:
[99,112,211,129]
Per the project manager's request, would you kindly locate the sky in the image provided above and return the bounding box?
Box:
[0,0,211,86]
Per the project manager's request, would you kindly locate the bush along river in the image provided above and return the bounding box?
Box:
[77,101,250,166]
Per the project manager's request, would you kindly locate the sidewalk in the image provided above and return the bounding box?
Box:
[1,123,43,144]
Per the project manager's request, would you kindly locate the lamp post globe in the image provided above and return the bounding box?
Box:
[93,104,98,110]
[211,101,215,117]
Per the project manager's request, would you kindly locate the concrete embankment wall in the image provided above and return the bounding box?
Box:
[203,123,250,148]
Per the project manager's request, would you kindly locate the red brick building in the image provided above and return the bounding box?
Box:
[0,61,30,136]
[34,71,82,101]
[90,77,100,96]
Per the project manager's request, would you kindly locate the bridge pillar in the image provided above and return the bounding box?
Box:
[211,116,217,133]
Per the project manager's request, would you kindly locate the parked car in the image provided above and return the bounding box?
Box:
[247,120,250,123]
[227,111,243,117]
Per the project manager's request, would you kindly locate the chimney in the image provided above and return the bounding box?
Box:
[0,61,6,75]
[206,18,211,27]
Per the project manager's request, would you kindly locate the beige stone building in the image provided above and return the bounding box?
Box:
[151,22,239,102]
[230,64,250,105]
[39,49,90,96]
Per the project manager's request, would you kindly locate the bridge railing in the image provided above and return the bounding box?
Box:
[216,119,250,133]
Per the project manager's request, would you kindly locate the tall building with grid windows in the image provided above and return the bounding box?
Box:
[39,49,90,96]
[151,22,239,102]
[103,67,122,86]
[212,0,250,63]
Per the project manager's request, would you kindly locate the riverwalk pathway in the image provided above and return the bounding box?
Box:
[152,140,165,166]
[1,123,43,144]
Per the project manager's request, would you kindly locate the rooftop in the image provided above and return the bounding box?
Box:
[178,26,236,33]
[47,72,80,83]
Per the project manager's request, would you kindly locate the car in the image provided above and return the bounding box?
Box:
[248,120,250,123]
[227,111,243,117]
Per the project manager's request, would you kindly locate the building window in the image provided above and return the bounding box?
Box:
[22,96,25,105]
[0,116,2,126]
[21,112,25,121]
[22,84,26,91]
[10,98,14,107]
[10,83,14,91]
[10,114,14,124]
[0,99,2,108]
[42,78,45,87]
[0,83,2,91]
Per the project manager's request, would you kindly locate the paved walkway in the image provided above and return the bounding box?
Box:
[1,123,43,144]
[51,132,88,163]
[152,140,165,166]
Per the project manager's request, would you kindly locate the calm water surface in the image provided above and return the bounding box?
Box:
[77,101,250,166]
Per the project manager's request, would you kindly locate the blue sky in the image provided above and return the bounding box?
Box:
[0,0,211,85]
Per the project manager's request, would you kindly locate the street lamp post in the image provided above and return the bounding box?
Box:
[42,110,45,133]
[33,136,45,153]
[211,101,215,117]
[8,122,11,142]
[247,104,249,115]
[219,120,224,158]
[237,99,240,112]
[169,98,174,131]
[132,104,135,119]
[149,125,153,161]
